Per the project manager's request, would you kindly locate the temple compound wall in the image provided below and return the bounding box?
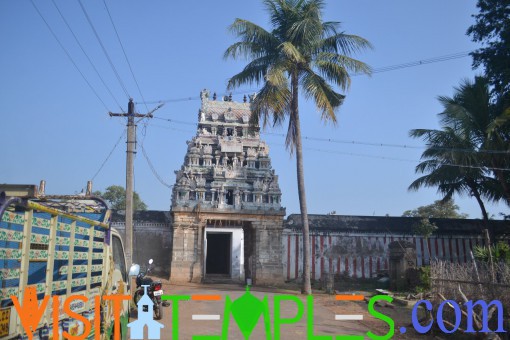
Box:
[111,211,172,277]
[283,214,510,281]
[169,90,285,285]
[112,211,509,284]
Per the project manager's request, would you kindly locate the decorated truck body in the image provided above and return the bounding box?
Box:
[0,184,130,340]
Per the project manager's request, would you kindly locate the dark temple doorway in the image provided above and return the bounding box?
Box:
[206,232,231,275]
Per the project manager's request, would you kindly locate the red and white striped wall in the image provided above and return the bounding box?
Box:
[282,231,486,280]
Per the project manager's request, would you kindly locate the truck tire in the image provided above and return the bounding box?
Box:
[133,290,143,306]
[154,301,163,320]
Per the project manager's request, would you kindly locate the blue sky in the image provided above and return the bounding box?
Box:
[1,0,507,218]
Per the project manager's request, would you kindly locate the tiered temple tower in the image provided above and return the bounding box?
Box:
[170,89,285,285]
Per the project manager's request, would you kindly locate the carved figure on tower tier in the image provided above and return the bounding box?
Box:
[196,175,206,187]
[247,148,257,158]
[203,144,212,154]
[253,178,263,191]
[170,88,286,286]
[171,89,283,212]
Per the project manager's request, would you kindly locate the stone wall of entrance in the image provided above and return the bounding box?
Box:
[113,211,508,284]
[168,91,287,285]
[169,208,285,285]
[111,210,172,278]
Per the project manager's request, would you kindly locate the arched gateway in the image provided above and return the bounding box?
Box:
[170,90,285,285]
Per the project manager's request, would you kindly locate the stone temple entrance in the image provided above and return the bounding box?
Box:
[205,232,232,275]
[204,227,244,281]
[169,90,285,285]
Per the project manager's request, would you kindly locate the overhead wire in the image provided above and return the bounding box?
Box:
[137,89,258,105]
[146,121,510,172]
[139,142,173,189]
[77,0,131,100]
[90,129,126,181]
[30,0,110,112]
[138,51,473,105]
[283,144,510,172]
[360,51,472,75]
[50,0,125,112]
[102,0,149,114]
[151,116,510,155]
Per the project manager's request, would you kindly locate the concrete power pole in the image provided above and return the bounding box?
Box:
[109,98,160,266]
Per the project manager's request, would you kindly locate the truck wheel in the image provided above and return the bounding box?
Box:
[154,301,163,320]
[133,290,143,306]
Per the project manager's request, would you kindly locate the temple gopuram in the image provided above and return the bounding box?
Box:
[169,89,285,284]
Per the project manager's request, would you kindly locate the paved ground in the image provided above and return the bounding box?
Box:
[129,281,428,340]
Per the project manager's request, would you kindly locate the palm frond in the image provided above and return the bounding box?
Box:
[288,1,323,45]
[313,52,371,89]
[319,33,373,56]
[321,21,341,36]
[285,110,298,152]
[250,77,291,129]
[224,41,268,61]
[301,67,344,124]
[226,55,277,89]
[225,19,279,59]
[279,41,306,64]
[487,105,510,136]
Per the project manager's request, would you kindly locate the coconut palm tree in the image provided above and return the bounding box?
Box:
[409,77,506,223]
[224,0,371,294]
[409,127,500,223]
[437,77,510,206]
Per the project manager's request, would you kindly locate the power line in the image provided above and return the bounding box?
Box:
[151,116,510,155]
[137,89,258,105]
[30,0,110,112]
[102,0,149,115]
[264,131,510,155]
[139,142,173,189]
[147,122,510,172]
[50,0,125,113]
[153,116,197,126]
[77,0,131,99]
[138,51,472,104]
[291,144,510,172]
[90,129,126,181]
[363,51,471,75]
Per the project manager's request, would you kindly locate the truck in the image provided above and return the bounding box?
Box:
[0,184,131,340]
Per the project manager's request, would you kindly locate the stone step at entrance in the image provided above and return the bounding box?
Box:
[203,274,242,284]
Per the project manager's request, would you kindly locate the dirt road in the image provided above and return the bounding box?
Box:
[129,282,426,339]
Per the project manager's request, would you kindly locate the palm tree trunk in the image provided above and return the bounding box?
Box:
[292,72,312,295]
[469,183,489,222]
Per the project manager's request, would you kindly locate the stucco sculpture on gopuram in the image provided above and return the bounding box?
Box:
[170,89,285,285]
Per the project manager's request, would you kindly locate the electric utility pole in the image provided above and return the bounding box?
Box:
[109,98,162,267]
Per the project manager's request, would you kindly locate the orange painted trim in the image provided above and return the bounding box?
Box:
[335,295,364,301]
[191,295,221,301]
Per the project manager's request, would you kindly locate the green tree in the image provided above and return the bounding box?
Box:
[467,2,510,199]
[93,185,147,211]
[403,200,468,219]
[467,0,510,98]
[224,0,371,294]
[409,78,504,223]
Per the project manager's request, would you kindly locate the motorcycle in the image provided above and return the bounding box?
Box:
[129,259,164,320]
